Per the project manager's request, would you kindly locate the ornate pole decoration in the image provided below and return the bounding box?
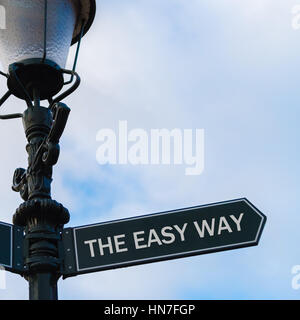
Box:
[12,102,71,300]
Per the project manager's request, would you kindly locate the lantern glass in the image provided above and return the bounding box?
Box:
[0,0,78,72]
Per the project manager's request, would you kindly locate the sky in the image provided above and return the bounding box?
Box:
[0,0,300,299]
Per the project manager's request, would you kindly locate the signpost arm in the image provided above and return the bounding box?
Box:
[62,199,266,278]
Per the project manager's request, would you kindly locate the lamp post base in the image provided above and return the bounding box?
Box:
[13,199,69,300]
[29,273,58,300]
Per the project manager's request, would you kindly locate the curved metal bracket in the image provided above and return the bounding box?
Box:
[0,68,78,120]
[0,90,12,108]
[0,67,31,120]
[0,113,23,120]
[0,90,23,120]
[49,70,81,109]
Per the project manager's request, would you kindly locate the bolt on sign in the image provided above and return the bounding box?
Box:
[62,198,266,277]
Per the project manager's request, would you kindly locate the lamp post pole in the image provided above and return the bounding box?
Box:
[12,99,70,300]
[0,0,96,299]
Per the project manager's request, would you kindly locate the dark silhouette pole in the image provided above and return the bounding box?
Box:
[0,0,96,299]
[12,101,70,300]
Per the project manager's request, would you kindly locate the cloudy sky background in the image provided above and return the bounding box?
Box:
[0,0,300,299]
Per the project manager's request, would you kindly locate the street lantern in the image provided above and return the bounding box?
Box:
[0,1,268,301]
[0,0,96,300]
[0,0,96,108]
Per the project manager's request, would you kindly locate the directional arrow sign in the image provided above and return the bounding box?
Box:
[0,222,24,274]
[62,198,266,277]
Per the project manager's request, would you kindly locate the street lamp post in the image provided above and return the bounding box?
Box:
[0,1,268,301]
[0,0,96,300]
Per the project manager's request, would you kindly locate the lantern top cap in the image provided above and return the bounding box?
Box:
[72,0,96,45]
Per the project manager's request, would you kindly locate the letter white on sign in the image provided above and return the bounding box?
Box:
[173,223,188,241]
[229,213,244,231]
[84,239,97,258]
[148,229,163,247]
[193,219,215,238]
[217,217,233,235]
[114,234,128,253]
[133,231,147,249]
[161,226,176,244]
[98,237,114,256]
